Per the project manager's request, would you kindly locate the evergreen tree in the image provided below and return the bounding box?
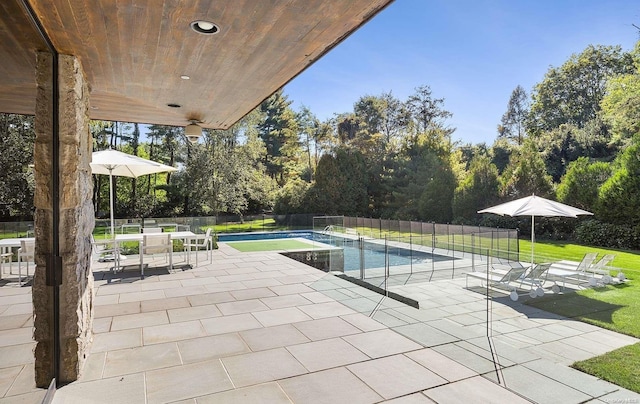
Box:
[258,90,301,185]
[498,85,529,145]
[500,140,554,199]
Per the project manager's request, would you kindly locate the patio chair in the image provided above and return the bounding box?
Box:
[1,249,13,280]
[547,252,598,290]
[466,264,529,300]
[91,235,122,271]
[18,239,35,286]
[184,228,213,266]
[140,234,173,277]
[142,227,163,233]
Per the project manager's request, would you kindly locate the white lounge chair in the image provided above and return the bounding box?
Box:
[518,263,552,298]
[466,264,529,301]
[548,252,598,290]
[588,254,615,285]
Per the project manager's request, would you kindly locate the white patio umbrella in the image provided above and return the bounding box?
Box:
[478,194,593,268]
[91,149,177,244]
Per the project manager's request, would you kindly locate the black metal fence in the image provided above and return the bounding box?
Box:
[321,216,520,261]
[2,214,518,261]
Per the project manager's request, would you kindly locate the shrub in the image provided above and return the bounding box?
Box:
[575,219,640,250]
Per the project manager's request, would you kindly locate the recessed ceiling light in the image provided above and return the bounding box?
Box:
[167,103,181,108]
[191,20,219,35]
[180,75,190,80]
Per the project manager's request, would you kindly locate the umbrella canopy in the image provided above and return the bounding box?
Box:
[478,194,593,267]
[90,149,177,240]
[91,149,177,179]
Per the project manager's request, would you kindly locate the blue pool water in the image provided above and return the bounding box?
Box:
[219,230,442,271]
[218,230,314,242]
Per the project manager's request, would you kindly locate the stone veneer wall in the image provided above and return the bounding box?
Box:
[33,53,95,386]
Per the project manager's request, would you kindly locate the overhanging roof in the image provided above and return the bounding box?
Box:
[0,0,392,129]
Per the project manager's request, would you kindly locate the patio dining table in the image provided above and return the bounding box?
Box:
[114,230,197,265]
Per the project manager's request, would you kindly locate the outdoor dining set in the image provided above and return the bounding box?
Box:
[94,226,214,276]
[0,226,214,285]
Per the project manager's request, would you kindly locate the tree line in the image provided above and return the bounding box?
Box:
[2,41,640,248]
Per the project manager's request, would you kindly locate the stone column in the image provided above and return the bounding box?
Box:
[33,53,94,386]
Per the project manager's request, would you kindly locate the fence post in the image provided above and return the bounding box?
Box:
[359,237,365,280]
[384,235,389,296]
[462,224,465,258]
[471,233,475,270]
[432,222,436,250]
[409,234,413,276]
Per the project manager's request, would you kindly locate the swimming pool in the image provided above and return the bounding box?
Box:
[219,230,449,272]
[218,230,314,242]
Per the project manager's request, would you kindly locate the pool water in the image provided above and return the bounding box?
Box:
[219,230,445,271]
[218,230,314,242]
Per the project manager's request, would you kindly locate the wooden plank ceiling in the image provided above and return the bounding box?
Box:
[0,0,392,129]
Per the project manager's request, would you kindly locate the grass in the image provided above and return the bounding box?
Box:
[226,239,315,252]
[214,218,283,233]
[520,239,640,272]
[525,240,640,393]
[572,344,640,393]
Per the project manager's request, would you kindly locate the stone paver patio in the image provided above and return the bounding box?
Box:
[0,243,638,403]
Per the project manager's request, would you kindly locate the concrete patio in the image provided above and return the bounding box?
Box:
[0,243,639,403]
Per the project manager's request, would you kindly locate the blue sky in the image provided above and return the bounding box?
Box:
[283,0,640,145]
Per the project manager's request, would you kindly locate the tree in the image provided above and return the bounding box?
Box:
[489,137,516,174]
[353,92,409,149]
[273,178,312,214]
[418,165,456,223]
[0,113,35,219]
[557,157,611,211]
[528,44,635,135]
[258,90,301,185]
[453,155,501,222]
[500,140,554,199]
[536,118,615,182]
[406,85,453,135]
[498,85,529,145]
[307,148,369,216]
[389,132,456,221]
[296,106,320,181]
[600,41,640,147]
[596,135,640,225]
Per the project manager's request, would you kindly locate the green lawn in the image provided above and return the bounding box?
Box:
[525,240,640,393]
[520,239,640,273]
[226,239,316,252]
[214,218,282,233]
[573,344,640,393]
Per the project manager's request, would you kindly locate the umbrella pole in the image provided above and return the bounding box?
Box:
[109,169,118,269]
[109,169,115,241]
[531,215,535,269]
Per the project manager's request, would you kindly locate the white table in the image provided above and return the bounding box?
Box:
[0,237,34,249]
[114,231,197,266]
